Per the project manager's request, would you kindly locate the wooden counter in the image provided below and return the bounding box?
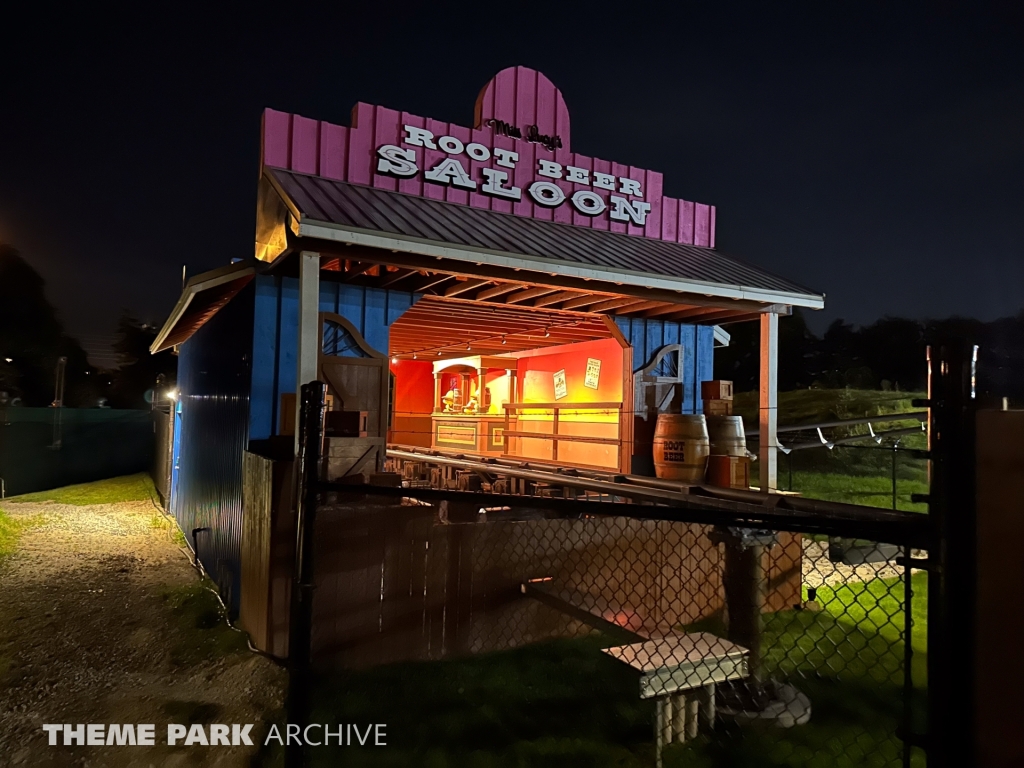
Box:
[431,413,515,455]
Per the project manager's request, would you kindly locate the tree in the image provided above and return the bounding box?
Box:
[106,313,177,409]
[0,244,96,406]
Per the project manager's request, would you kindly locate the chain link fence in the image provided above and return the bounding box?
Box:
[300,487,924,767]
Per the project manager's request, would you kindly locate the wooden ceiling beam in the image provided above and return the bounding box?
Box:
[405,273,455,293]
[376,267,419,287]
[587,297,650,313]
[444,278,491,297]
[532,290,581,308]
[611,300,678,315]
[560,295,606,310]
[343,262,375,280]
[474,283,522,301]
[663,306,753,322]
[642,303,699,318]
[503,287,558,304]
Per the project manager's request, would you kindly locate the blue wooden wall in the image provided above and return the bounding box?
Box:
[249,275,419,440]
[614,317,715,414]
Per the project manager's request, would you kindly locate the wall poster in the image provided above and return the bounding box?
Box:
[584,358,601,390]
[553,369,567,400]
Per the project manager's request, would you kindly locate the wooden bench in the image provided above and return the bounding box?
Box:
[603,633,749,767]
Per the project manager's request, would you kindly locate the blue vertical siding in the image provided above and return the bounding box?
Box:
[615,317,716,414]
[173,283,254,614]
[249,274,419,440]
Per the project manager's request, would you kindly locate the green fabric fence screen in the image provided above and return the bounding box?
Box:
[0,407,153,497]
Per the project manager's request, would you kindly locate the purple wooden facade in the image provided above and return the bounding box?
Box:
[261,66,716,247]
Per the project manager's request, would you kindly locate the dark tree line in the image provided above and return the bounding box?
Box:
[716,308,1024,401]
[0,244,176,408]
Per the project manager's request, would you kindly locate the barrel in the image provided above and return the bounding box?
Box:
[652,414,710,482]
[706,416,747,457]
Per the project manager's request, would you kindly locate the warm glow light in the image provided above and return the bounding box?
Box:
[3,358,11,363]
[166,389,179,401]
[391,357,399,364]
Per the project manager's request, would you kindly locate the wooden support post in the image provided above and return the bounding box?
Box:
[672,693,687,742]
[759,311,779,492]
[686,694,699,740]
[295,251,320,455]
[655,697,673,768]
[552,407,560,462]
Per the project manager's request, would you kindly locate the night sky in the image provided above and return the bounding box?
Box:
[2,3,1021,362]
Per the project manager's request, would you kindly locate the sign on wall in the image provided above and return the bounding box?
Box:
[584,358,601,390]
[553,370,568,400]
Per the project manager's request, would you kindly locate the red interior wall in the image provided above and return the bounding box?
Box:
[390,359,434,447]
[515,338,624,468]
[516,338,623,402]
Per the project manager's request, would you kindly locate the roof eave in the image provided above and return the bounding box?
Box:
[291,216,825,312]
[150,262,258,354]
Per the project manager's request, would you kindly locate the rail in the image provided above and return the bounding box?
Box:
[501,401,621,461]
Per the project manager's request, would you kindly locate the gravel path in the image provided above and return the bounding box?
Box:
[802,538,924,589]
[0,499,285,767]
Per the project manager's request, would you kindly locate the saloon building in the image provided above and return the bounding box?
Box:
[152,67,822,615]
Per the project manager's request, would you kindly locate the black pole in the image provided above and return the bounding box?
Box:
[286,381,326,768]
[891,440,899,511]
[923,341,978,768]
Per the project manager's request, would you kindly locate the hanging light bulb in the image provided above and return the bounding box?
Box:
[543,328,551,337]
[413,353,418,360]
[466,342,472,350]
[501,336,507,345]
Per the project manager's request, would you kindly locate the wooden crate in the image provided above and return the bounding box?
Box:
[700,380,734,401]
[707,455,750,489]
[703,399,734,416]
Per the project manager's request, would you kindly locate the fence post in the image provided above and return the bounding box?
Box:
[286,381,327,768]
[923,341,978,768]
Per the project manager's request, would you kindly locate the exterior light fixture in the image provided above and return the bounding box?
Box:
[391,357,399,364]
[501,336,507,345]
[543,328,551,337]
[413,353,418,360]
[466,343,472,350]
[166,389,179,401]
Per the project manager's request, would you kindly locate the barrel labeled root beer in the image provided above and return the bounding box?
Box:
[652,414,710,483]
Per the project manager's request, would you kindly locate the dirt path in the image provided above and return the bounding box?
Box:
[0,499,286,767]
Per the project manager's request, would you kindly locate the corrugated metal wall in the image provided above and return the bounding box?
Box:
[173,283,255,614]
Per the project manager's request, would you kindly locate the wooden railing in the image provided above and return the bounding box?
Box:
[501,401,622,461]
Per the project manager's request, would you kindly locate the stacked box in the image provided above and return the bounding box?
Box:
[707,455,751,489]
[701,379,734,416]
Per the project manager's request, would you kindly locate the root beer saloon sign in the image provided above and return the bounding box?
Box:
[262,67,717,246]
[376,125,652,226]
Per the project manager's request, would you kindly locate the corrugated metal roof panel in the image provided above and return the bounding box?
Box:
[268,169,821,301]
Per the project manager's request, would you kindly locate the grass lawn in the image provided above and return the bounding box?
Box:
[5,472,157,505]
[732,389,930,513]
[300,574,926,767]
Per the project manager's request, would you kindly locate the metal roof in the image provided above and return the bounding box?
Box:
[266,169,823,308]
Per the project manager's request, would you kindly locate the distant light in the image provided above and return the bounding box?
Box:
[391,357,398,364]
[3,358,11,363]
[166,389,179,401]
